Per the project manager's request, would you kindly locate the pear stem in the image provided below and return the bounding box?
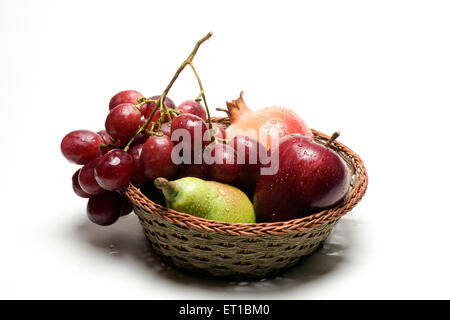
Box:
[325,131,340,147]
[154,177,177,198]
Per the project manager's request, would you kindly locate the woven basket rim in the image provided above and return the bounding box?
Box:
[123,124,368,237]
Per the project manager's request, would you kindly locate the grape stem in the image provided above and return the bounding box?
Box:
[135,97,157,111]
[123,32,213,152]
[100,143,120,150]
[188,62,213,131]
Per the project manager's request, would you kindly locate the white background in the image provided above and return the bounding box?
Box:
[1,0,449,299]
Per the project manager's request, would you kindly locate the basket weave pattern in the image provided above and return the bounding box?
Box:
[123,118,368,279]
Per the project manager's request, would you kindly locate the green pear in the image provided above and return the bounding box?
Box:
[154,177,256,223]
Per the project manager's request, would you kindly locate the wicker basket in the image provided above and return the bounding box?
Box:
[123,117,368,279]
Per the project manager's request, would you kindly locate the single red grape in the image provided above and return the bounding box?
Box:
[204,142,239,183]
[87,192,122,226]
[105,103,141,142]
[94,149,134,191]
[176,100,206,120]
[61,130,102,165]
[120,196,134,216]
[109,90,143,111]
[129,143,148,184]
[72,169,90,198]
[78,156,105,195]
[171,113,210,151]
[143,95,176,120]
[140,135,177,181]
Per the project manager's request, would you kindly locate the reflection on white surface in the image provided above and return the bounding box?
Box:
[74,212,364,294]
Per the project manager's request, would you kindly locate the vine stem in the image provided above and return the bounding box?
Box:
[188,62,212,130]
[123,32,213,152]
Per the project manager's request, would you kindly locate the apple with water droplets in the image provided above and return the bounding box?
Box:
[253,133,351,222]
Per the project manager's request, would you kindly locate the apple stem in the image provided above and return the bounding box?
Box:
[325,132,340,147]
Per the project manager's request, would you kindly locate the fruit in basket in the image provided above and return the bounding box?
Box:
[61,33,357,229]
[61,130,103,164]
[57,32,367,283]
[154,177,256,223]
[224,92,313,150]
[254,133,351,222]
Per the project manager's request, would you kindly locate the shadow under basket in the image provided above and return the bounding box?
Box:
[123,118,368,279]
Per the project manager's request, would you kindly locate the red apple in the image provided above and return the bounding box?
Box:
[253,133,350,222]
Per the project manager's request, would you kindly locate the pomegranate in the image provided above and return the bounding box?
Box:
[224,92,313,150]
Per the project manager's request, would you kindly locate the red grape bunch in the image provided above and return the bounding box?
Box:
[60,33,268,226]
[61,88,269,226]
